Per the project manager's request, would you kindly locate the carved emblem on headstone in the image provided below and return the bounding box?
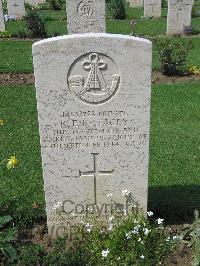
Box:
[67,52,120,104]
[77,0,94,20]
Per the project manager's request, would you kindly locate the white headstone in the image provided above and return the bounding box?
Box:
[25,0,46,6]
[167,0,194,35]
[66,0,106,34]
[33,33,152,239]
[129,0,143,8]
[0,0,5,31]
[7,0,25,19]
[144,0,161,18]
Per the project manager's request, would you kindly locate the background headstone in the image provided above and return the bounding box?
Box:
[129,0,143,8]
[144,0,161,18]
[0,0,5,31]
[167,0,194,35]
[66,0,106,34]
[33,33,152,238]
[25,0,46,7]
[7,0,25,19]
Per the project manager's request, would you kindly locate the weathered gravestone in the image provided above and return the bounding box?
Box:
[129,0,143,8]
[33,33,152,239]
[0,0,5,31]
[167,0,194,35]
[66,0,105,34]
[7,0,25,19]
[144,0,161,18]
[25,0,46,7]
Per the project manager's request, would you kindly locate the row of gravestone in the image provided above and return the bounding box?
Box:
[0,0,45,31]
[127,0,194,35]
[0,0,194,35]
[0,0,191,239]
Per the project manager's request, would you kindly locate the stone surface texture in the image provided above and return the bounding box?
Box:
[167,0,194,35]
[25,0,46,6]
[67,0,105,34]
[0,0,5,31]
[33,33,152,238]
[144,0,161,18]
[7,0,25,19]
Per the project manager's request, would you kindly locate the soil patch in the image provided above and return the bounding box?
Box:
[0,73,34,86]
[1,72,200,86]
[164,243,193,266]
[152,71,200,84]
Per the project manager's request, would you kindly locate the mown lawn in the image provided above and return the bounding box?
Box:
[0,36,200,73]
[0,82,200,226]
[4,6,200,37]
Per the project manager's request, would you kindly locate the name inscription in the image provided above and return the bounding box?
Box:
[42,110,148,150]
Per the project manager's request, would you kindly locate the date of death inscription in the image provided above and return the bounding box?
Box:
[41,110,148,150]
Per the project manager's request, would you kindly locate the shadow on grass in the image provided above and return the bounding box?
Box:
[148,185,200,224]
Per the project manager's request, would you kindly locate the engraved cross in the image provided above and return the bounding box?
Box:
[79,153,114,205]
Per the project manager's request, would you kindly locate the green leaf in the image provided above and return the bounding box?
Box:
[0,216,12,228]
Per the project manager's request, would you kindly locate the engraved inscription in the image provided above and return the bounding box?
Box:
[79,153,114,205]
[77,0,94,20]
[67,53,120,105]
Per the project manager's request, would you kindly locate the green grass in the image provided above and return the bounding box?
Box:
[0,83,200,225]
[4,7,200,37]
[1,36,200,73]
[153,36,200,70]
[0,85,44,226]
[149,82,200,220]
[0,40,33,73]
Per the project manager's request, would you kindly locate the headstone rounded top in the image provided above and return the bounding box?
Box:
[32,33,152,52]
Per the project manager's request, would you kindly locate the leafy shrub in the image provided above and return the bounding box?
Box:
[17,30,28,39]
[19,244,46,265]
[0,31,11,38]
[108,0,126,20]
[183,25,200,36]
[161,0,168,8]
[0,216,17,263]
[24,9,47,38]
[24,2,33,11]
[19,210,181,265]
[155,38,193,76]
[183,210,200,266]
[48,0,62,10]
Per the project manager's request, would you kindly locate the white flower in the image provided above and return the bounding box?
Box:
[87,228,92,233]
[85,223,93,229]
[102,249,110,257]
[173,235,182,241]
[126,232,132,239]
[132,229,138,234]
[157,218,164,225]
[129,203,137,208]
[107,193,112,198]
[144,228,151,235]
[166,237,170,242]
[108,216,114,222]
[123,209,127,216]
[147,211,153,217]
[138,237,142,242]
[122,188,131,197]
[108,224,113,231]
[134,225,141,230]
[53,201,63,210]
[140,255,145,259]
